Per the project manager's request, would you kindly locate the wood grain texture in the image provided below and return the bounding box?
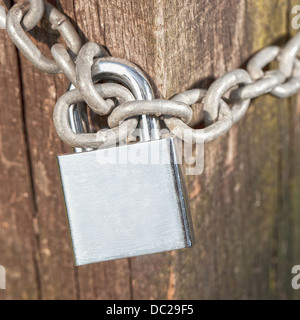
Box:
[0,0,299,300]
[0,0,39,300]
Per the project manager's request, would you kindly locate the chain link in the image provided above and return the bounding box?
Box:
[54,83,137,148]
[1,1,300,148]
[0,5,6,29]
[76,42,114,115]
[6,1,81,73]
[166,89,233,144]
[231,46,287,100]
[108,99,193,128]
[22,0,44,31]
[203,69,252,125]
[51,43,77,85]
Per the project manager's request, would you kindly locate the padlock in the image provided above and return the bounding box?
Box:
[57,58,194,266]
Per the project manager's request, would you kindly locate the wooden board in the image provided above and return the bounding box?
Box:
[0,0,39,299]
[0,0,300,299]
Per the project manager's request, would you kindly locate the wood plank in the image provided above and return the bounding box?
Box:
[12,0,79,298]
[283,0,300,300]
[0,0,39,300]
[131,0,300,299]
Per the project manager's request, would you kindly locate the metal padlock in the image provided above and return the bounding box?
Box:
[57,58,194,266]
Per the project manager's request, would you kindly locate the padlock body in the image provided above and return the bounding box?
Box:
[57,137,194,266]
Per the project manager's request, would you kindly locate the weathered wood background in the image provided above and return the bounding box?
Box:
[0,0,300,300]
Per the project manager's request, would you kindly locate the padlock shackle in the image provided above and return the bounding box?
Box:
[68,57,161,149]
[68,82,93,153]
[91,57,160,142]
[92,57,154,101]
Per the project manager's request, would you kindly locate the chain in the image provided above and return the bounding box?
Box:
[1,0,300,148]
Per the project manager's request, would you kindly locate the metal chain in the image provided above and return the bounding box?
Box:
[1,0,300,148]
[6,1,82,73]
[53,83,138,148]
[22,0,44,31]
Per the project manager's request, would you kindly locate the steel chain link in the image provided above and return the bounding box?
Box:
[22,0,44,31]
[1,0,300,148]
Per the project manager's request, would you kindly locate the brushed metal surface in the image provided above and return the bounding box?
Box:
[57,137,193,266]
